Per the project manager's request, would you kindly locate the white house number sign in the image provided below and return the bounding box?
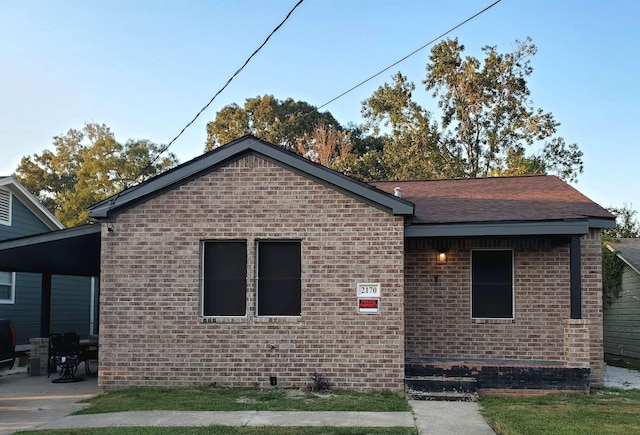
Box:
[357,283,381,314]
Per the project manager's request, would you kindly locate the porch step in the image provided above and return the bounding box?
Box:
[405,376,478,401]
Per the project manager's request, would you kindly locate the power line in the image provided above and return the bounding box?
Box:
[137,0,305,181]
[296,0,503,123]
[117,0,500,202]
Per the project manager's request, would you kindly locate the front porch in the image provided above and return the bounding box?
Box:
[405,357,590,400]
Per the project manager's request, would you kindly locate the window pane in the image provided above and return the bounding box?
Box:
[258,241,301,316]
[472,250,513,318]
[0,271,11,286]
[203,241,246,316]
[0,285,10,300]
[258,242,301,279]
[0,272,12,302]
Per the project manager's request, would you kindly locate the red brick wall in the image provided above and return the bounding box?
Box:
[98,155,405,391]
[405,234,604,385]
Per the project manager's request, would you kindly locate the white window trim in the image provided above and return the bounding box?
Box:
[0,272,16,304]
[0,189,11,226]
[470,248,515,320]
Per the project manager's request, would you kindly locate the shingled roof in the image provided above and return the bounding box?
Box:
[371,175,615,237]
[606,238,640,276]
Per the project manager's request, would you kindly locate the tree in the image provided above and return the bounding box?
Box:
[604,204,640,240]
[295,121,352,167]
[362,73,463,180]
[361,38,583,182]
[13,123,178,227]
[331,125,389,181]
[205,95,342,152]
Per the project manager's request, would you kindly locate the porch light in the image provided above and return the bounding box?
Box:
[437,249,447,263]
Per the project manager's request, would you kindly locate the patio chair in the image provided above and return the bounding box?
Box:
[48,332,84,383]
[78,340,98,375]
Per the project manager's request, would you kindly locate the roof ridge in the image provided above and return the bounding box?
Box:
[370,174,552,184]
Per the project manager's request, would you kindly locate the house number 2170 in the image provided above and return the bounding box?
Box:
[356,283,381,297]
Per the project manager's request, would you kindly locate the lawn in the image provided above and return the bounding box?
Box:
[480,388,640,435]
[75,385,411,414]
[14,386,415,434]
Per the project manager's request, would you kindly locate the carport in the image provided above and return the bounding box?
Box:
[0,224,101,337]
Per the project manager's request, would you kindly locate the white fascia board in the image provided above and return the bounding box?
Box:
[0,177,63,230]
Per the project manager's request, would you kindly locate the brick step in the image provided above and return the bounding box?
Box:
[407,389,478,401]
[406,376,478,393]
[405,376,478,401]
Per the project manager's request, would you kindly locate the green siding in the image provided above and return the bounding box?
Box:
[0,192,98,346]
[0,194,51,241]
[0,272,42,345]
[0,274,97,346]
[50,275,94,337]
[604,266,640,359]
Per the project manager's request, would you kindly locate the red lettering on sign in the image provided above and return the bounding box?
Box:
[359,299,378,309]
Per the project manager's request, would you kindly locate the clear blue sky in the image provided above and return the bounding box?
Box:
[1,0,638,213]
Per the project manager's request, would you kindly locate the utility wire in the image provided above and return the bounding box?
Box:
[109,0,499,209]
[294,0,502,123]
[134,0,304,184]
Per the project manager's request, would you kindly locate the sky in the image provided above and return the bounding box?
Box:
[1,0,638,213]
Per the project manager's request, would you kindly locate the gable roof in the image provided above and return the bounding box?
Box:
[0,176,63,231]
[606,238,640,276]
[88,135,414,219]
[372,175,615,237]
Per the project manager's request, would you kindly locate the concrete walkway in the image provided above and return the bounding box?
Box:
[32,404,495,434]
[0,369,495,434]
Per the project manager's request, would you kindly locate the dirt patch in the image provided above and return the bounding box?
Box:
[235,396,258,404]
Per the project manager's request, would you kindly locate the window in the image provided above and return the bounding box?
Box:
[257,241,301,316]
[201,241,247,316]
[0,271,15,304]
[0,190,10,225]
[471,250,513,318]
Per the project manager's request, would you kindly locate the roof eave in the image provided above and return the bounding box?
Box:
[589,217,616,229]
[404,219,599,238]
[604,242,640,276]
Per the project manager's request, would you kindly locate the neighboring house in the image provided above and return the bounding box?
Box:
[604,239,640,360]
[81,136,614,393]
[0,176,98,348]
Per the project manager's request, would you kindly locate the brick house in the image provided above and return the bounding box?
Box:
[86,135,614,393]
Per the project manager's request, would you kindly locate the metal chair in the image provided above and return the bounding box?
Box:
[48,333,84,383]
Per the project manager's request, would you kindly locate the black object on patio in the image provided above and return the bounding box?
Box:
[48,333,84,383]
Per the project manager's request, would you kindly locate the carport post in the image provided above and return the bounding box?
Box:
[570,235,582,319]
[40,272,51,337]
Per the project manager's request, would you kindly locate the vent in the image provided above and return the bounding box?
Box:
[0,190,10,225]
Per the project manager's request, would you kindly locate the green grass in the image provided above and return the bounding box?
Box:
[17,427,417,435]
[480,388,640,435]
[75,385,411,414]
